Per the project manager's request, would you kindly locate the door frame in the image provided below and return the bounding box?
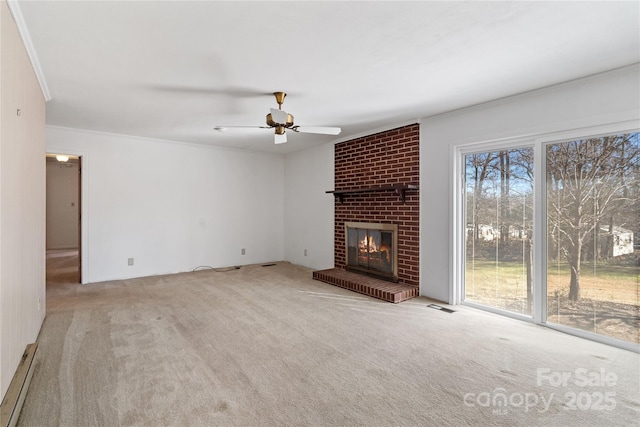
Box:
[452,120,640,352]
[46,148,88,284]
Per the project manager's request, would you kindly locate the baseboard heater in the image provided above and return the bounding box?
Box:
[0,343,37,427]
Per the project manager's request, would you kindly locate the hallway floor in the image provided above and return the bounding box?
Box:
[46,249,79,287]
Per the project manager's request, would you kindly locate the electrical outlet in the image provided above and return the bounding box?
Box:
[241,248,246,255]
[128,258,134,266]
[304,249,307,256]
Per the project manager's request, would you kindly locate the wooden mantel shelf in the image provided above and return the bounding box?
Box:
[327,184,418,204]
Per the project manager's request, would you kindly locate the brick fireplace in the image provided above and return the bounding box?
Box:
[313,124,420,302]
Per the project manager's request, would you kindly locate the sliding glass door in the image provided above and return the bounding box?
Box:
[461,130,639,347]
[546,133,639,344]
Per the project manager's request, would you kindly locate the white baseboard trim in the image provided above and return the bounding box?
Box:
[0,343,38,427]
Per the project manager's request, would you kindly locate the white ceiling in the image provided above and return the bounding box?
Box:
[15,1,640,154]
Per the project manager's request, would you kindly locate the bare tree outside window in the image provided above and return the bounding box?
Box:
[465,148,534,315]
[464,134,638,344]
[546,133,639,343]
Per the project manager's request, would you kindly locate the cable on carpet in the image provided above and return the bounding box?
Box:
[192,265,241,272]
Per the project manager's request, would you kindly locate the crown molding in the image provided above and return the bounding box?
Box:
[6,0,51,101]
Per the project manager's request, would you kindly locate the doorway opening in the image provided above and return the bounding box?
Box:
[45,153,82,285]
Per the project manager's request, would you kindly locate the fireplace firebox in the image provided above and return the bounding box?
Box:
[345,222,398,282]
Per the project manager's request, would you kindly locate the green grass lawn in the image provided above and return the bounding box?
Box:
[465,258,639,343]
[466,259,639,306]
[465,259,532,313]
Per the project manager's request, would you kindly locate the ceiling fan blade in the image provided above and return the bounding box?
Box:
[270,108,289,125]
[274,132,287,144]
[213,126,270,131]
[291,126,341,135]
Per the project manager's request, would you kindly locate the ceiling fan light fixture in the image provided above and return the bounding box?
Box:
[56,155,69,162]
[274,131,287,144]
[266,110,294,128]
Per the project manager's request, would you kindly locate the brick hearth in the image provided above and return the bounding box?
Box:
[313,268,418,303]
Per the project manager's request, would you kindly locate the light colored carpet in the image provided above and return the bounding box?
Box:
[19,261,640,426]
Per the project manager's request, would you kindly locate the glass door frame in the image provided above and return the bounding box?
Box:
[454,138,539,323]
[453,120,640,353]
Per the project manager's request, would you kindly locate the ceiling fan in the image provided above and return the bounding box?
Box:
[214,92,341,144]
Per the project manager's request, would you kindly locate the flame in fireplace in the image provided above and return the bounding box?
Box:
[358,236,391,264]
[360,235,378,252]
[379,243,389,263]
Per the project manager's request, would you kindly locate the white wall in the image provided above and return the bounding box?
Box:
[420,65,640,303]
[284,142,334,270]
[46,160,79,249]
[0,0,47,399]
[47,126,285,283]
